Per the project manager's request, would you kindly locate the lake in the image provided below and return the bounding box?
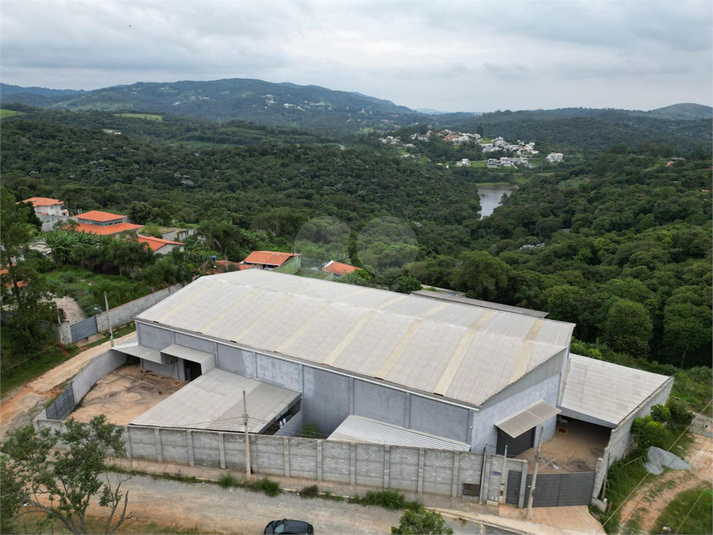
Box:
[477,184,517,218]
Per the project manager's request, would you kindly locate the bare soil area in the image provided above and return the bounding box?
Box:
[71,365,185,425]
[617,434,713,533]
[54,295,86,324]
[0,333,137,440]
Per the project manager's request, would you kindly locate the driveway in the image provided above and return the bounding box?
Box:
[92,475,518,535]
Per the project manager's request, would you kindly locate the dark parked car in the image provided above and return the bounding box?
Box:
[263,519,314,534]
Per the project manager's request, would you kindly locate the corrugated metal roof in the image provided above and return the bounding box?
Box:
[495,400,560,438]
[412,290,549,318]
[161,344,213,363]
[131,368,300,433]
[137,271,574,407]
[328,415,471,451]
[560,354,671,427]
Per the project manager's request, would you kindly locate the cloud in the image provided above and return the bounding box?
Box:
[1,0,710,110]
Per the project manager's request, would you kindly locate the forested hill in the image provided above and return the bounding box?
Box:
[0,79,429,137]
[443,108,712,153]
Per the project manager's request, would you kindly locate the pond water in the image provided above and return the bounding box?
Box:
[477,183,517,218]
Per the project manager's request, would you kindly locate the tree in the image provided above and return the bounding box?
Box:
[391,507,453,535]
[451,251,511,302]
[662,303,711,368]
[0,416,132,535]
[601,298,653,357]
[128,201,153,225]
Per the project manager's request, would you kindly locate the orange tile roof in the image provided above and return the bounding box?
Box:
[243,251,299,267]
[20,197,63,207]
[75,222,143,235]
[323,260,362,276]
[138,235,183,252]
[76,210,125,223]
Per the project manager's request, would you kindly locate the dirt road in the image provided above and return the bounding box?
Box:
[0,333,136,440]
[617,434,713,533]
[86,474,516,535]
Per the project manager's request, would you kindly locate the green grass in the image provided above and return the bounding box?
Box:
[653,485,712,534]
[600,457,650,533]
[671,367,713,417]
[13,511,206,534]
[470,160,487,168]
[114,112,163,121]
[44,266,154,315]
[0,109,24,118]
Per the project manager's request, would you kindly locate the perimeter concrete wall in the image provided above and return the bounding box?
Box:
[36,419,527,503]
[95,284,183,332]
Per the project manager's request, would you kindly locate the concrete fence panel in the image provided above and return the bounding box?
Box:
[355,443,385,488]
[321,441,351,484]
[423,449,456,496]
[95,284,183,333]
[287,438,318,479]
[387,446,420,492]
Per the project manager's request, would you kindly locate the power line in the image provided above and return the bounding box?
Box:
[674,484,710,534]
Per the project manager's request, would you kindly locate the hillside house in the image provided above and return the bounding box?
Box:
[20,197,67,217]
[73,210,143,236]
[322,260,362,279]
[138,235,184,255]
[242,251,301,273]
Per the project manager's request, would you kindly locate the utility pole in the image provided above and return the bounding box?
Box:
[526,425,544,519]
[104,291,114,347]
[243,390,251,481]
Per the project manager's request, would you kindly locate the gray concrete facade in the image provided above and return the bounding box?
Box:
[135,320,564,451]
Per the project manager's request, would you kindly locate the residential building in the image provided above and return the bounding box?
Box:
[138,236,184,255]
[20,197,67,217]
[322,260,362,278]
[73,210,143,236]
[546,153,564,163]
[242,250,301,273]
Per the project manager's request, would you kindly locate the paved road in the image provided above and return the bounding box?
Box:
[97,475,519,534]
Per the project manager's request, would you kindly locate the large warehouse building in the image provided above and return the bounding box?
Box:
[117,270,671,460]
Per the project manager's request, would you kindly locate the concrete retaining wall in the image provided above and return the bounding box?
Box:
[95,283,183,332]
[35,419,528,503]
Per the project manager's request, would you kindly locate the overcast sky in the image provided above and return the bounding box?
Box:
[2,0,711,112]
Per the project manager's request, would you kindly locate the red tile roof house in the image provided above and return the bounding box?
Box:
[322,260,362,279]
[73,210,143,236]
[20,197,68,217]
[138,235,184,255]
[242,251,301,273]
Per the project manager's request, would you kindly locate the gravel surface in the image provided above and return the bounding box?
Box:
[92,475,517,535]
[54,296,86,324]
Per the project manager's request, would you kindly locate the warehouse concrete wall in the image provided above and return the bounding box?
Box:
[302,367,350,435]
[275,410,304,437]
[137,324,174,350]
[174,332,217,354]
[96,284,183,332]
[470,373,561,453]
[35,419,528,503]
[353,380,407,427]
[141,357,182,380]
[72,350,127,401]
[216,345,257,376]
[410,395,471,444]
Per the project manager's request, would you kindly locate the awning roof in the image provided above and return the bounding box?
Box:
[328,415,471,452]
[495,400,560,438]
[559,354,672,427]
[161,344,213,364]
[115,343,164,364]
[130,368,300,433]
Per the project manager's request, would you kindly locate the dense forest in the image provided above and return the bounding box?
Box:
[1,104,711,374]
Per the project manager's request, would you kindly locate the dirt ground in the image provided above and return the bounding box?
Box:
[499,504,604,534]
[517,418,610,473]
[0,333,137,440]
[71,365,185,425]
[617,433,713,533]
[53,295,86,324]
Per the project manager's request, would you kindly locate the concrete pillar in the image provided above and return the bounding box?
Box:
[317,440,323,482]
[250,435,258,473]
[154,428,163,462]
[417,448,425,494]
[451,452,460,497]
[186,430,194,466]
[518,460,529,508]
[404,394,411,428]
[383,445,391,489]
[284,437,291,478]
[125,428,133,459]
[349,377,355,414]
[219,432,226,469]
[350,442,356,485]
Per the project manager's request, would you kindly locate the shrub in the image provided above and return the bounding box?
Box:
[219,474,239,488]
[300,484,319,498]
[667,398,694,426]
[301,422,320,438]
[352,490,418,510]
[631,415,669,451]
[248,477,280,497]
[651,404,671,423]
[391,507,453,535]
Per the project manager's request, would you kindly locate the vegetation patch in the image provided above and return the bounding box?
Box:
[114,112,163,121]
[0,109,23,118]
[653,484,712,535]
[351,489,421,511]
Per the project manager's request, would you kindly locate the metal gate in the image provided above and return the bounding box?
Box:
[45,383,76,420]
[525,472,595,507]
[70,316,98,343]
[505,471,522,505]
